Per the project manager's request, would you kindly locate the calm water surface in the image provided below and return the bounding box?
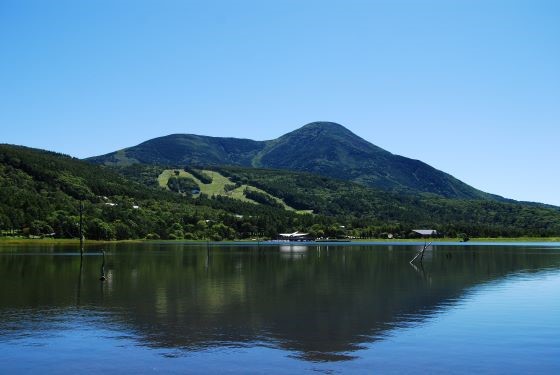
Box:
[0,242,559,374]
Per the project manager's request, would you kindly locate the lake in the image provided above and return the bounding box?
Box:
[1,242,559,374]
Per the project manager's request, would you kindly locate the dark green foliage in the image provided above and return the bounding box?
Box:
[167,176,198,193]
[243,189,284,209]
[184,166,212,184]
[111,164,163,188]
[88,135,263,167]
[29,220,53,236]
[86,218,115,241]
[223,183,238,192]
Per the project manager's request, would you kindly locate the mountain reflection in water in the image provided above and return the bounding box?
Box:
[1,243,559,366]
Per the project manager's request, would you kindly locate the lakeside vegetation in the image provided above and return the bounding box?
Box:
[0,145,327,241]
[1,236,559,245]
[2,144,560,242]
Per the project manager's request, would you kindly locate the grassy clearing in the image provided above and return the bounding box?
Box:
[157,169,310,213]
[157,169,178,188]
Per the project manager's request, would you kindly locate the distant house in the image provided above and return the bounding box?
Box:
[191,189,201,194]
[278,231,314,242]
[105,202,117,207]
[132,205,140,209]
[412,229,437,236]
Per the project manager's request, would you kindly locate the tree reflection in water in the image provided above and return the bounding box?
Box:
[1,243,559,362]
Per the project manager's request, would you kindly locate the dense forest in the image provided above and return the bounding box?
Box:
[0,145,316,240]
[214,166,560,237]
[2,144,560,241]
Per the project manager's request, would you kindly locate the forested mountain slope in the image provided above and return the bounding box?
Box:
[0,145,309,240]
[113,162,560,238]
[87,122,500,200]
[3,144,559,239]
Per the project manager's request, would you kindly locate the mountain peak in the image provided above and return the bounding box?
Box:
[295,121,353,136]
[300,121,346,130]
[281,122,367,145]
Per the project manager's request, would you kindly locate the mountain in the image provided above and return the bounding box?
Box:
[87,122,497,200]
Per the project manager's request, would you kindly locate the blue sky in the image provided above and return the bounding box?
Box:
[1,0,559,205]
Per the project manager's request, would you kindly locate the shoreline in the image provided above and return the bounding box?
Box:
[1,237,559,246]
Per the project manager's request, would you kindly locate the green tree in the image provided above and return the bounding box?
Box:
[29,220,53,236]
[86,218,115,240]
[114,220,133,240]
[168,222,184,240]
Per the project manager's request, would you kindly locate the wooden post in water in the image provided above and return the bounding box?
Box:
[79,201,84,256]
[76,254,84,306]
[410,242,432,264]
[420,238,427,262]
[99,250,106,281]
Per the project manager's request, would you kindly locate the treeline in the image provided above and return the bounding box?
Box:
[2,145,560,240]
[184,166,212,184]
[243,188,284,209]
